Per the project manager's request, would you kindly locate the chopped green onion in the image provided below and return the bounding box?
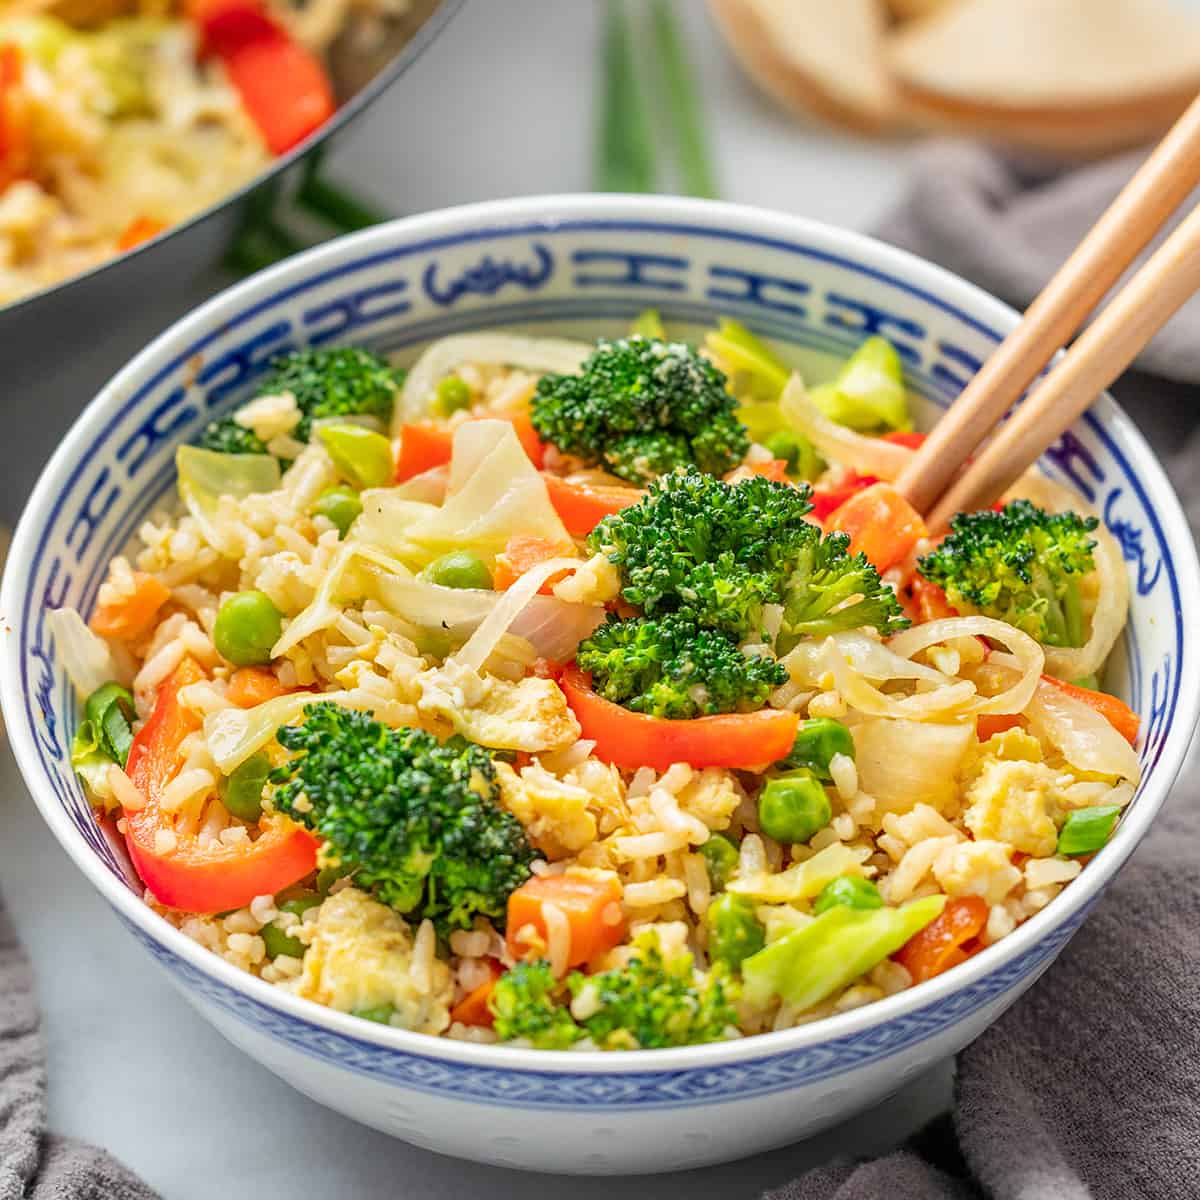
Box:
[219,751,271,823]
[595,0,656,193]
[84,682,136,767]
[297,171,387,233]
[649,0,717,199]
[318,423,394,489]
[1057,806,1123,856]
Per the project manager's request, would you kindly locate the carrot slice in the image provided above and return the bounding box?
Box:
[90,572,171,642]
[826,482,928,573]
[910,576,958,622]
[449,959,504,1028]
[506,873,626,969]
[226,666,288,708]
[493,535,577,592]
[895,895,988,983]
[542,474,644,536]
[1039,675,1140,745]
[117,216,167,252]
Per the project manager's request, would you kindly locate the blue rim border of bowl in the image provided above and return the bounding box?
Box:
[4,197,1197,1108]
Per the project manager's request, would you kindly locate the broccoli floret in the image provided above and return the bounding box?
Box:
[570,933,738,1050]
[271,704,534,931]
[490,934,738,1051]
[490,961,583,1049]
[530,336,749,484]
[589,469,905,641]
[777,530,909,649]
[198,347,402,457]
[917,499,1098,647]
[577,612,787,719]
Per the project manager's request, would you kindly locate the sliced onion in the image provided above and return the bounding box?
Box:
[395,334,592,429]
[452,556,584,672]
[779,374,915,481]
[366,564,603,662]
[826,638,977,720]
[888,616,1044,716]
[1025,679,1141,784]
[49,607,125,698]
[1043,526,1128,682]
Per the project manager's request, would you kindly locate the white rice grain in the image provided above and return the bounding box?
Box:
[622,879,687,907]
[107,765,147,811]
[543,902,571,977]
[410,919,437,992]
[829,753,858,802]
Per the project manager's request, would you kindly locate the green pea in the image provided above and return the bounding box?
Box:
[312,485,362,538]
[426,550,493,591]
[434,375,472,416]
[218,751,271,822]
[777,718,855,780]
[707,893,765,970]
[353,1004,395,1025]
[1057,805,1123,856]
[813,875,883,916]
[758,770,832,844]
[699,833,740,890]
[213,590,283,666]
[318,422,394,489]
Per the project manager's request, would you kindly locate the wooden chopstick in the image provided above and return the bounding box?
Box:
[926,199,1200,530]
[895,93,1200,518]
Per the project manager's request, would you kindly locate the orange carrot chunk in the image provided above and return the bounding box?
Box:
[225,666,288,708]
[826,482,928,573]
[449,960,504,1028]
[493,535,577,592]
[506,873,626,969]
[90,572,171,642]
[895,894,989,984]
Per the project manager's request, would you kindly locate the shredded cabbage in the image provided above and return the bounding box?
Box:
[854,719,975,818]
[205,690,353,774]
[48,607,126,698]
[358,421,572,569]
[395,334,591,428]
[729,843,872,903]
[176,446,280,549]
[1026,679,1141,784]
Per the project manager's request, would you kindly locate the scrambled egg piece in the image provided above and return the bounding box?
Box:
[417,662,581,752]
[551,553,622,605]
[496,761,598,858]
[932,839,1021,905]
[960,729,1073,857]
[677,767,744,831]
[289,889,452,1034]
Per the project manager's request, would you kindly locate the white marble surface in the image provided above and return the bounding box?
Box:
[0,2,952,1195]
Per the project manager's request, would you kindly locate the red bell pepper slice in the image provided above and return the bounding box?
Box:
[189,0,334,155]
[560,665,798,771]
[124,657,318,912]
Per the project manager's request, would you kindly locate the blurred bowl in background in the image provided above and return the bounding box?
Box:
[0,0,460,523]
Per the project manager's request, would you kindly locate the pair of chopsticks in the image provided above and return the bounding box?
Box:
[595,0,718,199]
[897,95,1200,532]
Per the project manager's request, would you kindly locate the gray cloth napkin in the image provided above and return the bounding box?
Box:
[0,896,159,1200]
[875,141,1200,385]
[770,142,1200,1200]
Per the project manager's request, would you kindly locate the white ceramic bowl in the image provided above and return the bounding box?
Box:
[3,196,1197,1176]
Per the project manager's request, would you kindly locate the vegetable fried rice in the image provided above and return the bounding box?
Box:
[53,316,1141,1050]
[0,0,409,305]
